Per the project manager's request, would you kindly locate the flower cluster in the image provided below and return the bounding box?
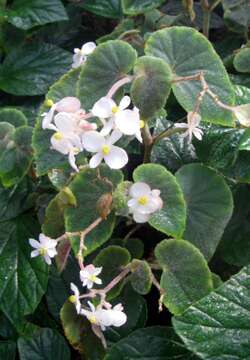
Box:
[72,42,96,68]
[175,111,203,142]
[41,84,143,172]
[29,234,57,265]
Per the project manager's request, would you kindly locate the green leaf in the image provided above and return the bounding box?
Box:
[130,259,152,295]
[0,108,27,127]
[0,341,16,360]
[60,300,105,357]
[7,0,68,30]
[105,326,197,360]
[122,0,165,15]
[0,122,15,151]
[234,47,250,73]
[94,245,131,299]
[176,164,233,260]
[42,187,76,238]
[32,67,81,176]
[239,128,250,151]
[0,126,33,187]
[0,216,48,326]
[18,328,70,360]
[155,239,213,315]
[0,43,72,96]
[219,185,250,267]
[152,118,197,172]
[133,164,186,238]
[145,27,235,126]
[77,40,137,110]
[79,0,123,19]
[65,165,123,256]
[131,56,172,119]
[173,264,250,360]
[106,284,147,343]
[223,0,250,33]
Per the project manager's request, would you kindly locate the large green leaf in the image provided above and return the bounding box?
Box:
[122,0,165,15]
[32,68,81,176]
[0,43,72,96]
[77,40,137,110]
[65,165,123,256]
[155,239,213,315]
[18,328,70,360]
[105,326,197,359]
[0,216,48,326]
[0,108,27,127]
[173,264,250,360]
[176,164,233,260]
[0,341,16,360]
[145,27,235,125]
[0,126,33,187]
[131,56,172,119]
[78,0,122,19]
[7,0,68,30]
[133,164,186,238]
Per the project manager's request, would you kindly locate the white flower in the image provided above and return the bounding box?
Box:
[50,112,84,172]
[72,42,96,68]
[81,302,127,331]
[92,96,142,142]
[42,97,81,130]
[82,129,128,169]
[80,264,102,289]
[232,104,250,127]
[175,112,203,142]
[69,283,81,314]
[128,182,163,223]
[29,233,57,265]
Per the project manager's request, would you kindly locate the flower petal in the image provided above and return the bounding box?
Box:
[119,95,131,111]
[44,254,52,265]
[115,109,140,136]
[68,151,79,172]
[82,42,96,55]
[31,249,39,258]
[51,136,71,155]
[42,104,57,130]
[133,211,150,223]
[104,146,128,169]
[54,112,76,134]
[29,238,40,249]
[92,97,115,118]
[129,182,151,198]
[100,118,114,136]
[72,52,84,68]
[82,131,104,152]
[107,129,123,145]
[89,152,103,168]
[56,97,81,113]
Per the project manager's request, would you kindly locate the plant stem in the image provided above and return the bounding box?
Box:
[153,127,186,145]
[124,224,141,242]
[201,0,210,38]
[210,0,222,11]
[107,76,133,99]
[142,123,153,163]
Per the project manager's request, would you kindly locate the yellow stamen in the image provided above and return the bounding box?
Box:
[138,195,148,205]
[44,99,54,108]
[89,274,97,282]
[73,147,80,154]
[39,247,47,256]
[69,295,77,303]
[140,120,145,129]
[112,106,119,114]
[89,315,97,324]
[53,132,63,140]
[102,145,110,155]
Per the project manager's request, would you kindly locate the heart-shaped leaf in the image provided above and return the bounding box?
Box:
[234,47,250,73]
[176,164,233,260]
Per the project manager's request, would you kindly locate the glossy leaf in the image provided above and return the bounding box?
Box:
[79,0,122,19]
[77,40,137,110]
[18,328,70,360]
[94,245,131,299]
[0,216,48,326]
[131,56,172,119]
[7,0,68,30]
[0,108,27,127]
[0,43,72,96]
[122,0,165,15]
[155,239,213,315]
[65,165,123,256]
[130,259,152,295]
[145,27,235,125]
[32,67,81,176]
[173,264,250,360]
[234,47,250,73]
[176,164,233,260]
[105,326,197,360]
[133,163,186,238]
